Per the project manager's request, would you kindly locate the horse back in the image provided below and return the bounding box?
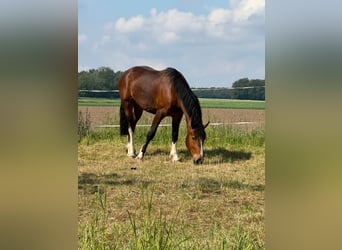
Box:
[118,66,179,113]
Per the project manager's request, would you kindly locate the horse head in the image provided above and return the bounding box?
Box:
[186,121,209,164]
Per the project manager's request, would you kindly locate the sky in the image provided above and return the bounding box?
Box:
[78,0,265,87]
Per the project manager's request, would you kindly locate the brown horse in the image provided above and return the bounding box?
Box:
[118,66,208,164]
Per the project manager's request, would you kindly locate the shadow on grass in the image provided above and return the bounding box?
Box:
[186,177,264,195]
[79,172,135,194]
[177,147,251,164]
[224,179,265,192]
[146,147,252,164]
[205,147,252,163]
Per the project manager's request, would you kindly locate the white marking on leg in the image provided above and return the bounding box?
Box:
[136,149,144,160]
[127,127,136,157]
[169,142,180,162]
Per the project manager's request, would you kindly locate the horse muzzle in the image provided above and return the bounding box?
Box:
[193,157,203,165]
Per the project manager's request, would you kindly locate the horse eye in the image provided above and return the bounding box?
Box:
[192,136,196,140]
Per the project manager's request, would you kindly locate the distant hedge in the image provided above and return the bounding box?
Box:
[78,67,265,100]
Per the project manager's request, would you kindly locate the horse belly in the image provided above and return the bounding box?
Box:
[131,89,157,113]
[130,77,174,114]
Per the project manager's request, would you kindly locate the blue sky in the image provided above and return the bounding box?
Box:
[78,0,264,87]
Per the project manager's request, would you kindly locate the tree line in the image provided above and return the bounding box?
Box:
[78,67,265,100]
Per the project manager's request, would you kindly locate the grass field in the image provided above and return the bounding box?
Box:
[198,98,265,109]
[78,109,265,249]
[78,97,265,109]
[78,97,122,107]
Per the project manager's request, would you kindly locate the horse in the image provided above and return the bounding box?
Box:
[118,66,209,164]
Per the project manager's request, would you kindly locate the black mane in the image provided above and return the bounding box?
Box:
[165,68,205,138]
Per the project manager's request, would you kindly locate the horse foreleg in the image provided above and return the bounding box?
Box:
[169,115,182,162]
[136,112,164,161]
[170,142,180,162]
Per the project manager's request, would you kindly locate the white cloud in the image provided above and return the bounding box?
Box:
[91,2,264,86]
[208,8,232,25]
[110,3,264,45]
[232,0,265,22]
[157,9,203,33]
[115,15,145,32]
[112,8,205,45]
[158,31,179,44]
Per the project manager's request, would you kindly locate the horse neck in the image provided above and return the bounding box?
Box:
[179,101,198,131]
[182,109,193,130]
[174,86,202,130]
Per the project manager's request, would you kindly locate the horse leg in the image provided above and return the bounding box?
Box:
[126,126,136,157]
[122,101,137,157]
[133,103,143,126]
[169,114,182,162]
[136,111,164,160]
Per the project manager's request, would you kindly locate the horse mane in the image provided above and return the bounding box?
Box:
[165,68,205,137]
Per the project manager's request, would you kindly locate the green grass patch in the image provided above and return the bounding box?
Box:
[80,123,265,149]
[78,97,265,109]
[199,98,265,109]
[78,97,121,106]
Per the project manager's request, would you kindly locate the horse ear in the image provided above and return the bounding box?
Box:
[203,121,209,129]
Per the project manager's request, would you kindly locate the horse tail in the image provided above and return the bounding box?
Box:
[120,104,128,135]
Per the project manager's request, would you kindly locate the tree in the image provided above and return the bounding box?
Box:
[95,67,115,90]
[78,67,123,98]
[78,70,96,90]
[231,78,265,100]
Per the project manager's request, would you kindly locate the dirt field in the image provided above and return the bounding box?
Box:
[78,106,265,129]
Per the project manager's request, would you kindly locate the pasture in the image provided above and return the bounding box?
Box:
[78,105,265,249]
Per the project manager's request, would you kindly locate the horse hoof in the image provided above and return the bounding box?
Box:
[135,156,143,162]
[135,152,144,161]
[170,155,181,163]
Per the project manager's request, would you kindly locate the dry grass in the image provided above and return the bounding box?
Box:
[78,127,264,248]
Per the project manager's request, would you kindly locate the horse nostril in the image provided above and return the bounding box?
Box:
[193,158,203,165]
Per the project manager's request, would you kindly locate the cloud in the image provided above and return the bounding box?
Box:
[208,8,232,25]
[110,1,264,45]
[113,8,204,44]
[232,0,265,22]
[91,1,264,86]
[115,15,145,32]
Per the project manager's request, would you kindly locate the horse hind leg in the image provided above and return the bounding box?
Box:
[133,103,143,126]
[120,104,129,135]
[121,101,137,157]
[126,103,143,157]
